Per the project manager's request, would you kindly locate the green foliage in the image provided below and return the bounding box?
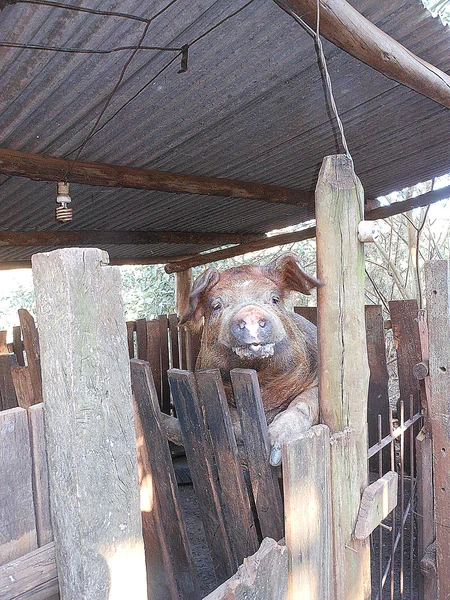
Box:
[120,265,175,320]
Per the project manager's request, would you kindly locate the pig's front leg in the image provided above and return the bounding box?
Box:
[268,386,319,466]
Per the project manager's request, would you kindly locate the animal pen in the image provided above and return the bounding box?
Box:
[0,1,450,599]
[0,155,448,600]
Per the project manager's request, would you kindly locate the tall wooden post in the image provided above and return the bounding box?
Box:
[175,269,192,318]
[32,248,147,600]
[315,155,371,599]
[425,259,450,600]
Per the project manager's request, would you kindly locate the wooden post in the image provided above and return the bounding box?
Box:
[32,248,147,600]
[425,259,450,600]
[315,155,370,599]
[283,425,332,600]
[175,269,192,319]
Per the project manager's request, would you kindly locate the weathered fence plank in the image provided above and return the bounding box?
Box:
[12,325,25,366]
[131,360,200,600]
[230,368,284,542]
[390,299,422,471]
[354,471,398,539]
[425,259,450,600]
[168,369,236,584]
[126,321,136,359]
[283,424,332,600]
[136,318,148,360]
[315,155,371,599]
[365,305,390,470]
[0,354,18,411]
[11,365,36,409]
[28,403,53,547]
[158,315,171,414]
[0,331,7,354]
[0,407,37,564]
[0,542,58,600]
[18,309,42,405]
[32,248,147,600]
[147,319,162,406]
[168,314,180,370]
[197,369,259,563]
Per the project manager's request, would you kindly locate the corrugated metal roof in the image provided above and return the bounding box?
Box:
[0,0,449,264]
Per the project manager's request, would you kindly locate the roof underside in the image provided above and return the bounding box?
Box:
[0,0,449,264]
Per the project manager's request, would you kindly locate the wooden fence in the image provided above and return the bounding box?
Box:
[0,286,447,599]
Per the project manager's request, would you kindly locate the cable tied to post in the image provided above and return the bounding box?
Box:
[274,0,364,216]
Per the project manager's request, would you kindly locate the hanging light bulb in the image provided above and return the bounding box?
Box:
[56,181,73,223]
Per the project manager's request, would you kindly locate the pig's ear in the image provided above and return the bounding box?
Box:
[179,268,220,325]
[265,253,324,295]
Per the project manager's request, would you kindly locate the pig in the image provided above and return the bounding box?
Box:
[180,253,323,466]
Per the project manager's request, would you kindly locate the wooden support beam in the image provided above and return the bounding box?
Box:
[425,259,450,600]
[275,0,450,109]
[0,230,260,247]
[0,255,191,270]
[32,247,147,600]
[315,155,370,599]
[0,147,313,206]
[165,185,450,272]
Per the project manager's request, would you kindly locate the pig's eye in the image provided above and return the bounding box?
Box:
[272,296,280,305]
[212,301,222,311]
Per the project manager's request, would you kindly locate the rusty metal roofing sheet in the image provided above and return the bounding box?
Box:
[0,0,449,263]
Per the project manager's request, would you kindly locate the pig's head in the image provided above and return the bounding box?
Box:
[180,253,323,367]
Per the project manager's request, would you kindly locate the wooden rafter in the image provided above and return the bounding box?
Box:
[165,184,450,272]
[0,230,259,246]
[0,147,313,207]
[274,0,450,109]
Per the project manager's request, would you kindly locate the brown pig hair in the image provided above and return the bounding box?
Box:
[179,252,323,326]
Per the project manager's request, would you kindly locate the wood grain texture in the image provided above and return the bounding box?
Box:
[175,270,192,319]
[277,0,450,108]
[0,354,18,411]
[18,309,43,405]
[146,320,162,407]
[425,259,450,600]
[230,369,284,543]
[0,147,312,206]
[283,424,332,600]
[196,370,259,564]
[0,542,58,600]
[11,366,36,409]
[168,369,236,584]
[135,318,147,361]
[0,407,37,564]
[28,403,53,547]
[131,360,198,600]
[354,471,398,539]
[0,332,7,354]
[315,155,370,599]
[12,326,25,367]
[126,321,136,359]
[32,248,147,600]
[158,315,171,415]
[168,314,180,370]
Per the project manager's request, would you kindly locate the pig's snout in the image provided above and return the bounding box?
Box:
[231,306,273,345]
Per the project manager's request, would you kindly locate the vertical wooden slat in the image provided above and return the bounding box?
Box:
[11,366,36,409]
[32,248,147,600]
[136,318,148,360]
[158,315,171,414]
[126,321,136,359]
[0,354,18,411]
[168,369,236,584]
[425,259,450,600]
[168,314,180,370]
[13,325,25,366]
[230,368,284,542]
[293,306,317,325]
[0,407,38,563]
[18,309,43,406]
[179,326,188,370]
[365,305,390,470]
[196,369,259,563]
[175,269,192,319]
[28,403,53,547]
[389,299,422,472]
[186,328,202,372]
[131,360,199,600]
[283,424,332,600]
[0,331,8,354]
[147,320,162,406]
[315,155,370,600]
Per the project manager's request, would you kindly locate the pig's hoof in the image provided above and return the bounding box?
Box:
[268,403,313,466]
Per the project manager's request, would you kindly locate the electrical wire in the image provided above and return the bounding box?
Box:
[65,0,256,159]
[65,0,181,177]
[0,41,183,54]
